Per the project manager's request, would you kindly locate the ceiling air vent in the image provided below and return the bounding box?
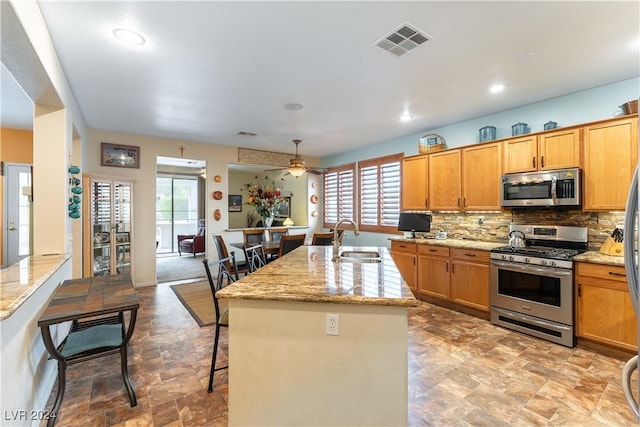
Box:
[237,131,258,137]
[374,23,431,57]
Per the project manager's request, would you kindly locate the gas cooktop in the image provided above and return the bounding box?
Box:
[491,245,585,261]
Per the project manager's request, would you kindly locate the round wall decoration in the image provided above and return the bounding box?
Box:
[214,175,222,183]
[310,194,319,204]
[311,181,317,189]
[213,191,223,200]
[311,210,318,217]
[214,209,222,221]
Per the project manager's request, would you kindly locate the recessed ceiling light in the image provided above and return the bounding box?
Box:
[489,83,506,94]
[400,113,414,122]
[285,103,304,111]
[113,28,146,45]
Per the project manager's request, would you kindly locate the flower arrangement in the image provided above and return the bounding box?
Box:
[242,176,286,221]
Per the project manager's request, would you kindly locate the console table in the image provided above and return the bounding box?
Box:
[37,275,139,426]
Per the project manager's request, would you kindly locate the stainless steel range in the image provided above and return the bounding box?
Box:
[490,225,588,347]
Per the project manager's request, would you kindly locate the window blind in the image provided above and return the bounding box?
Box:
[323,163,355,227]
[358,154,401,233]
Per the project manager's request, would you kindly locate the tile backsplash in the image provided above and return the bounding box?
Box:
[429,209,625,250]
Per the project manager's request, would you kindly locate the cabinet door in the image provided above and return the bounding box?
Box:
[417,255,450,300]
[391,251,417,291]
[583,117,638,210]
[450,260,489,312]
[401,155,428,210]
[429,149,461,210]
[462,142,502,210]
[538,128,581,170]
[577,279,638,351]
[503,135,538,173]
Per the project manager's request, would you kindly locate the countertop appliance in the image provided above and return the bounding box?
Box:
[501,167,581,208]
[622,165,639,419]
[490,224,588,347]
[398,212,431,238]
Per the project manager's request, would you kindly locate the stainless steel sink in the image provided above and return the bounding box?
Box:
[337,250,382,263]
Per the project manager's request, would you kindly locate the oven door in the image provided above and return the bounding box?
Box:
[490,260,574,325]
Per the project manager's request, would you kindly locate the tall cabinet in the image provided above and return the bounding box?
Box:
[83,174,134,278]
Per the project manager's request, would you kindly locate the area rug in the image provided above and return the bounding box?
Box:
[157,254,207,283]
[170,281,217,327]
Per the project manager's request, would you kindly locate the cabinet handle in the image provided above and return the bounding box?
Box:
[452,264,455,273]
[608,271,626,277]
[532,157,536,169]
[429,249,438,252]
[425,198,428,207]
[578,283,582,297]
[445,262,449,272]
[463,198,466,207]
[541,156,545,168]
[464,253,476,257]
[399,245,407,248]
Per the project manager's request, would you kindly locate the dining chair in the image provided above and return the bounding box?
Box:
[202,254,240,392]
[311,232,334,246]
[242,229,265,246]
[278,234,306,257]
[212,234,250,276]
[268,227,289,243]
[243,243,267,272]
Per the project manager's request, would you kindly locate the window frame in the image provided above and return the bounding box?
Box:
[357,153,402,234]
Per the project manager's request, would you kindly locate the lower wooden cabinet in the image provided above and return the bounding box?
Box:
[450,249,490,312]
[390,241,417,291]
[417,245,451,299]
[575,262,637,352]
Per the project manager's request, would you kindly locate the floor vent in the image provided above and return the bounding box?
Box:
[374,23,431,57]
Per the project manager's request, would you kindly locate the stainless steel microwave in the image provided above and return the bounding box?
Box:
[500,167,581,207]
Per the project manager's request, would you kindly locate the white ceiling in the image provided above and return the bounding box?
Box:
[2,1,639,158]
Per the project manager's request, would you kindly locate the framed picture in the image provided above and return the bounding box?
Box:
[276,196,291,218]
[228,195,242,212]
[101,143,140,168]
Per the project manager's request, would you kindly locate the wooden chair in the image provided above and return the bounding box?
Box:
[311,232,334,246]
[202,254,239,392]
[278,234,306,257]
[243,243,267,272]
[268,227,289,243]
[242,229,265,246]
[212,234,250,276]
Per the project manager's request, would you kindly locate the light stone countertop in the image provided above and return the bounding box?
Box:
[573,251,626,267]
[217,245,418,307]
[0,254,71,320]
[390,237,504,252]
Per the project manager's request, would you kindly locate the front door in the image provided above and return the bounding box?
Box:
[3,163,32,266]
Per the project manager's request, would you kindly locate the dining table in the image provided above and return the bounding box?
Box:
[229,241,281,257]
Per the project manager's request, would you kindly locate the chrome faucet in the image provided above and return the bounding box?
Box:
[332,219,360,261]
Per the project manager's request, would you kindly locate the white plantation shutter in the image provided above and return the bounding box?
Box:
[323,163,355,227]
[358,154,402,233]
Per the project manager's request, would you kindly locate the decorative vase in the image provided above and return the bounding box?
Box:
[262,215,274,228]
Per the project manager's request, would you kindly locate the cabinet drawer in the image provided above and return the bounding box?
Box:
[576,263,627,282]
[391,241,417,254]
[418,245,450,257]
[451,248,489,263]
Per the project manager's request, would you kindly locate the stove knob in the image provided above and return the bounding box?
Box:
[501,255,507,261]
[509,256,514,262]
[524,257,530,263]
[550,261,557,267]
[541,260,547,266]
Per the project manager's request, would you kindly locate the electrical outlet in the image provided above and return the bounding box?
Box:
[326,313,339,336]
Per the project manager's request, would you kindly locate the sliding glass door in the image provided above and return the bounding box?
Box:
[156,176,199,253]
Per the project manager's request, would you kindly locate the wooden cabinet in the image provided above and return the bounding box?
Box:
[576,262,637,352]
[462,142,502,210]
[583,116,638,211]
[417,245,450,299]
[390,241,417,291]
[401,155,428,210]
[503,128,581,173]
[429,149,462,210]
[450,249,490,312]
[83,175,134,278]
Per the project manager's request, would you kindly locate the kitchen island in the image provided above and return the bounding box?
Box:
[216,245,417,426]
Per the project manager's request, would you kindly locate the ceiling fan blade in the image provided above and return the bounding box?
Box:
[307,169,324,175]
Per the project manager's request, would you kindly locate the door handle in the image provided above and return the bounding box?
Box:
[8,226,17,231]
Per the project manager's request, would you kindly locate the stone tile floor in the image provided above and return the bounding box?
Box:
[43,283,639,426]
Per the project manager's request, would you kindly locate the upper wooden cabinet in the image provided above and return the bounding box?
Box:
[462,142,502,210]
[401,155,428,210]
[583,116,638,211]
[503,128,581,173]
[429,149,462,210]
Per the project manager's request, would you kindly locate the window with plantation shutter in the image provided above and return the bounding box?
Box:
[323,163,355,228]
[358,154,402,233]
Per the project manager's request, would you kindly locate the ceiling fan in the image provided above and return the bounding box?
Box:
[266,139,324,176]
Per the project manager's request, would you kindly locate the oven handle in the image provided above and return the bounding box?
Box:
[551,175,557,205]
[491,260,572,277]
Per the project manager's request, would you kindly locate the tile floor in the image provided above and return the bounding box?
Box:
[43,283,639,426]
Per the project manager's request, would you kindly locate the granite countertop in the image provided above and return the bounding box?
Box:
[0,254,71,320]
[217,246,417,307]
[573,251,626,267]
[390,237,504,252]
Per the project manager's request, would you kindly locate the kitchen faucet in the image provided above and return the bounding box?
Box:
[332,219,360,262]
